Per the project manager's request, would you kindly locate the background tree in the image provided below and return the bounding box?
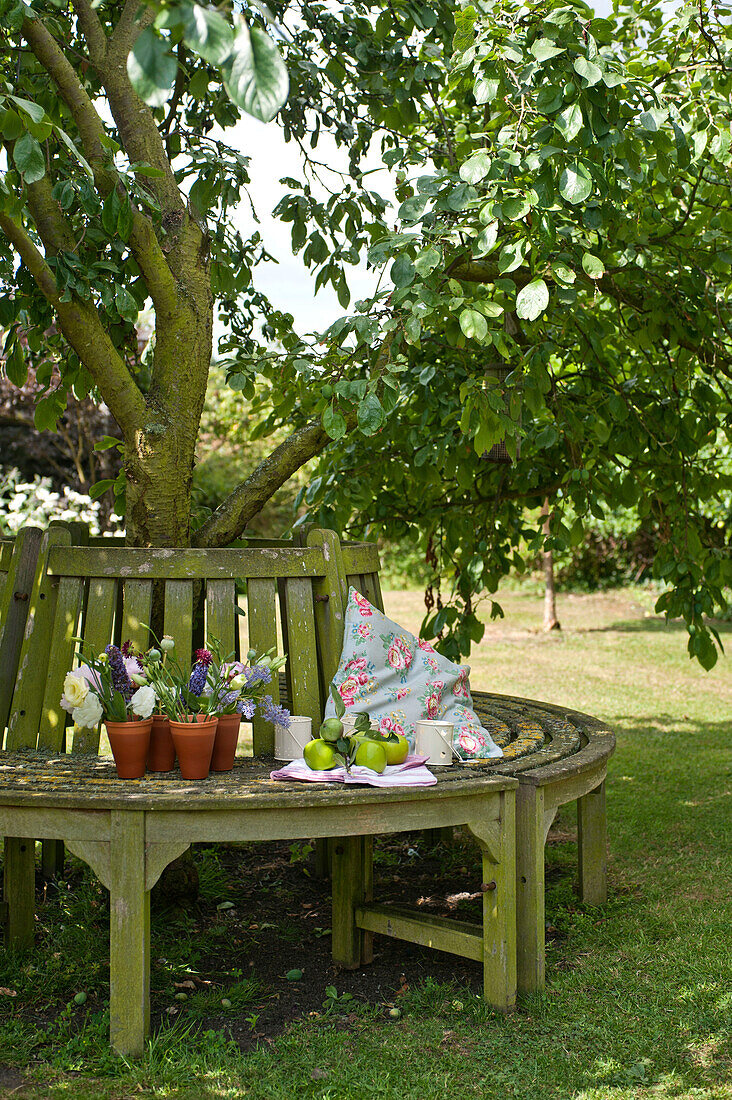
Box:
[0,0,730,666]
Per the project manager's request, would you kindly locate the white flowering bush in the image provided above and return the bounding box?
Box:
[0,468,123,537]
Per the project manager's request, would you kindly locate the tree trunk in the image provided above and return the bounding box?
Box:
[541,498,561,632]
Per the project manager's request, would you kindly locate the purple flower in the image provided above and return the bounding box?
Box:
[237,698,256,719]
[260,695,290,728]
[187,651,210,695]
[244,665,272,686]
[105,644,133,700]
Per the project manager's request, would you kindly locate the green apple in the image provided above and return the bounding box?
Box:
[354,740,387,774]
[319,717,344,743]
[383,734,409,766]
[303,739,337,771]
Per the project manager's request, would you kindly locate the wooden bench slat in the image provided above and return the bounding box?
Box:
[7,528,71,751]
[0,527,43,737]
[247,577,279,755]
[206,579,236,657]
[47,546,325,579]
[121,580,153,653]
[38,575,85,752]
[163,580,193,678]
[283,576,321,729]
[72,578,118,755]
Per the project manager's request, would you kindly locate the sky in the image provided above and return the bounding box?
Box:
[228,0,615,337]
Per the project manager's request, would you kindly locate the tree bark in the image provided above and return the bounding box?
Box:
[541,498,561,633]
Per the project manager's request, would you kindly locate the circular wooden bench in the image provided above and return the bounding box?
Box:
[0,750,517,1055]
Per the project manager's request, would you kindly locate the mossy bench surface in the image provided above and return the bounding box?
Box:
[0,692,613,809]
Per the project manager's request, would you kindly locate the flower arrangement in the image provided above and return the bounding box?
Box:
[138,636,291,727]
[61,643,156,729]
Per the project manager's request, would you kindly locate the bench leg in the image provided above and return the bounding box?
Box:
[331,836,371,968]
[41,840,64,880]
[516,784,545,995]
[109,812,149,1057]
[578,781,607,906]
[466,787,517,1012]
[3,837,35,950]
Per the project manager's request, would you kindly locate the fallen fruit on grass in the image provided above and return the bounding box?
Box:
[303,739,337,770]
[286,969,303,981]
[354,740,387,773]
[319,717,344,742]
[175,992,188,1001]
[383,733,409,765]
[221,998,232,1008]
[388,1007,401,1019]
[73,992,87,1005]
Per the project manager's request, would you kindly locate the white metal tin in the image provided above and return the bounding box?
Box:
[414,720,456,766]
[274,715,312,761]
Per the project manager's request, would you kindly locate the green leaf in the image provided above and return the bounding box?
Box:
[182,3,234,65]
[476,221,498,256]
[459,151,491,185]
[639,108,667,132]
[391,254,415,288]
[516,278,549,321]
[54,125,93,179]
[7,95,45,123]
[357,393,385,435]
[581,252,605,279]
[224,23,289,123]
[559,162,592,204]
[34,395,61,432]
[573,57,602,86]
[4,343,26,387]
[502,196,530,221]
[13,131,45,183]
[459,308,488,341]
[323,402,347,440]
[531,38,565,62]
[127,28,177,108]
[474,76,499,105]
[555,102,583,142]
[115,284,139,321]
[413,246,440,276]
[551,260,575,285]
[89,479,114,500]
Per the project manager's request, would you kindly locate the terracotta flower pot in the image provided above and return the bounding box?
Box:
[106,719,153,779]
[210,713,241,772]
[170,716,218,780]
[147,715,176,772]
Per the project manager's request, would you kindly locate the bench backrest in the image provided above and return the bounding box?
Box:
[0,526,45,735]
[6,527,347,757]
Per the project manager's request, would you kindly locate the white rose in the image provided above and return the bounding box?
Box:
[229,674,245,691]
[130,685,156,719]
[61,673,89,712]
[72,692,103,729]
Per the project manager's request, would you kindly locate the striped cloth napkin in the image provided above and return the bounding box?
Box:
[270,753,437,788]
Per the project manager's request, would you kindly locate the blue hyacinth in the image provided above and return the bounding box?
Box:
[260,695,290,728]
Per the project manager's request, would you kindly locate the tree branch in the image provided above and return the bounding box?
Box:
[22,15,179,319]
[0,209,147,432]
[193,417,335,548]
[70,0,106,66]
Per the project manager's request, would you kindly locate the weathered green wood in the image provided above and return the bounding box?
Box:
[205,579,236,655]
[307,529,347,687]
[515,783,545,994]
[358,571,383,613]
[3,836,35,950]
[38,576,84,752]
[247,577,279,755]
[108,811,149,1057]
[72,577,117,755]
[578,781,607,906]
[356,903,484,962]
[283,577,322,728]
[121,580,152,652]
[467,788,517,1011]
[340,544,381,576]
[7,528,71,751]
[163,580,193,677]
[0,527,43,736]
[41,840,64,879]
[0,539,14,614]
[332,835,366,967]
[361,835,374,964]
[47,546,324,579]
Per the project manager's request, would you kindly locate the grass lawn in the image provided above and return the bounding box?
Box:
[0,586,730,1099]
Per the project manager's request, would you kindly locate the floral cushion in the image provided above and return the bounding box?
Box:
[324,588,502,761]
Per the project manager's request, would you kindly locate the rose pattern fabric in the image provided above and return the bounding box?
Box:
[324,588,502,760]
